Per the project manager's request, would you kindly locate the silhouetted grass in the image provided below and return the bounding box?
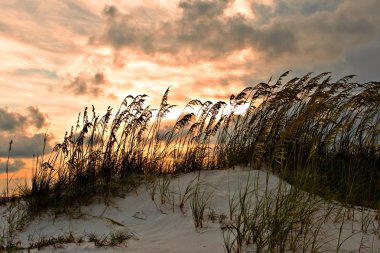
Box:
[16,72,379,214]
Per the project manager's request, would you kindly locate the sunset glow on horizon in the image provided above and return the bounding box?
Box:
[1,0,380,190]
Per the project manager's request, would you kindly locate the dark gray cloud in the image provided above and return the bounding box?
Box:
[0,107,52,158]
[64,71,111,97]
[0,133,53,158]
[95,4,160,53]
[27,106,47,129]
[0,159,25,174]
[0,106,48,132]
[176,0,237,57]
[102,4,119,18]
[94,1,297,60]
[0,108,27,131]
[285,0,380,69]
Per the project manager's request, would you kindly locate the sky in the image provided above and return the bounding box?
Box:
[0,0,380,186]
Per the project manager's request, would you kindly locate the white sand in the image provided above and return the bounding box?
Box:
[1,168,380,252]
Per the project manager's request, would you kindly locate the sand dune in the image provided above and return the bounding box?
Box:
[2,168,379,252]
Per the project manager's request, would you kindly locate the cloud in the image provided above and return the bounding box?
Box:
[0,159,25,174]
[94,4,163,54]
[64,70,114,97]
[251,0,342,22]
[0,133,53,158]
[94,1,256,59]
[22,0,376,105]
[0,107,27,131]
[0,106,48,132]
[89,0,379,69]
[27,106,47,129]
[89,1,296,60]
[0,107,52,158]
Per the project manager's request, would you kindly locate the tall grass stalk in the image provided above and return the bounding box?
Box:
[5,141,12,198]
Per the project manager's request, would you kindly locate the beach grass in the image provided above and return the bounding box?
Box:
[1,72,379,251]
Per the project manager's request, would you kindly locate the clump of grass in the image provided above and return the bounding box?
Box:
[88,230,135,247]
[190,173,213,229]
[28,232,75,250]
[145,174,176,213]
[221,172,334,253]
[178,174,198,213]
[0,199,29,252]
[20,230,134,251]
[159,175,172,205]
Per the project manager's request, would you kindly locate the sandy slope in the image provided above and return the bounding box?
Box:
[2,168,380,252]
